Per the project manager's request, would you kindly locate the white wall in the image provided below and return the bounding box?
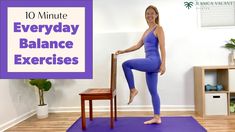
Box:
[47,0,234,107]
[1,0,235,130]
[0,80,36,130]
[47,0,234,108]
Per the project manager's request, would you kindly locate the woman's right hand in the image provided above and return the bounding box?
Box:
[115,50,125,55]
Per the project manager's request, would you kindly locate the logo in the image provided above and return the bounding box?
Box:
[184,1,234,10]
[184,1,194,9]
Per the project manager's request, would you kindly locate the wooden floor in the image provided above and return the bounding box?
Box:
[5,111,235,132]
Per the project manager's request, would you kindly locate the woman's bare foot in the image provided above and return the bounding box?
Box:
[128,89,138,105]
[144,117,161,124]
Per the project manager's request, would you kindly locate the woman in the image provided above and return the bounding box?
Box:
[115,5,166,124]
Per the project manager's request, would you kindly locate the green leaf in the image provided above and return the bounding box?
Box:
[225,43,235,49]
[43,81,52,91]
[29,79,52,91]
[230,38,235,44]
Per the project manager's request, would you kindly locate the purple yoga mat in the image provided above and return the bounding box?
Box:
[67,116,207,132]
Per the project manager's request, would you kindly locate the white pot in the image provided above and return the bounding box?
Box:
[228,51,235,66]
[37,104,48,119]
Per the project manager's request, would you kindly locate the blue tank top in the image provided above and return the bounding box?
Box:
[143,27,159,58]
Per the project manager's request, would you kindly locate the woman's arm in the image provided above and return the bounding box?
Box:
[156,26,166,75]
[115,33,145,55]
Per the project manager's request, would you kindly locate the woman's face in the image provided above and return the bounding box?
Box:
[145,8,158,24]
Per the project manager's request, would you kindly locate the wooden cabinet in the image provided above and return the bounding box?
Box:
[194,66,235,117]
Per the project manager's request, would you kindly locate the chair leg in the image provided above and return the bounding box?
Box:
[114,95,117,121]
[81,97,86,130]
[110,98,114,128]
[89,100,93,121]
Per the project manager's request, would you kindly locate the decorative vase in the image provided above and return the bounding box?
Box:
[37,104,48,119]
[228,50,235,66]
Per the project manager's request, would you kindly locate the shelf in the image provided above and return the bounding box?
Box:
[194,66,235,117]
[195,65,235,70]
[230,112,235,115]
[205,91,229,94]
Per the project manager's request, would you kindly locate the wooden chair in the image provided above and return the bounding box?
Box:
[79,54,117,130]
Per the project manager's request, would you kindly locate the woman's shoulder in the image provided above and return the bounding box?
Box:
[154,25,164,37]
[156,24,163,30]
[155,25,164,33]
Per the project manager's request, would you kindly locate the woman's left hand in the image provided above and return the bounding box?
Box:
[159,63,166,75]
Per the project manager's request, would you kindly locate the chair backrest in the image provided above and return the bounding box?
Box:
[110,53,117,94]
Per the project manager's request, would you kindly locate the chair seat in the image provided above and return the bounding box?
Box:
[80,88,111,95]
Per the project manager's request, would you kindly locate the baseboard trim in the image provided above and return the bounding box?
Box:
[0,110,36,131]
[49,105,195,113]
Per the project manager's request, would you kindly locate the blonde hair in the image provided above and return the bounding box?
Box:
[145,5,159,25]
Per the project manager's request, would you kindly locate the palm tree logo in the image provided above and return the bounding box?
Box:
[184,1,194,9]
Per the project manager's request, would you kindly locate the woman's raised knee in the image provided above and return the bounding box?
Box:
[122,61,130,68]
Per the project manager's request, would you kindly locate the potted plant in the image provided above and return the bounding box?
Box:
[223,38,235,65]
[29,79,52,119]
